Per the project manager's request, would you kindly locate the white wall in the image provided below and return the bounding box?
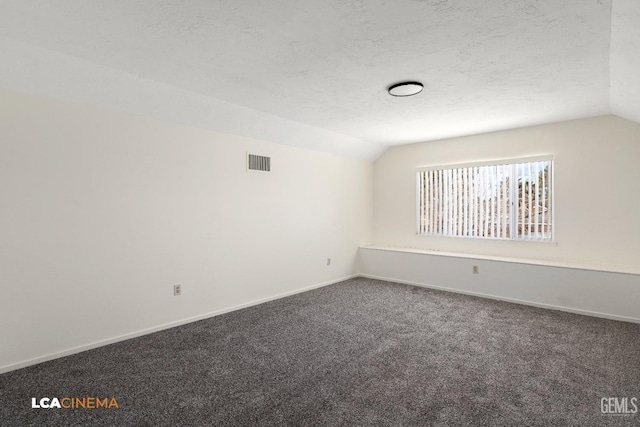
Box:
[0,88,373,372]
[373,116,640,271]
[364,116,640,322]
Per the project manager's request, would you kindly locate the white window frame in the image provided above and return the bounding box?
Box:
[416,155,554,242]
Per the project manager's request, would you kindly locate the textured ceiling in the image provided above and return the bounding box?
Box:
[0,0,637,160]
[610,0,640,124]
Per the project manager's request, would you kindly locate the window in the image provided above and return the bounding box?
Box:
[417,156,553,241]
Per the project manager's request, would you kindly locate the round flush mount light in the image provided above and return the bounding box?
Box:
[388,81,424,97]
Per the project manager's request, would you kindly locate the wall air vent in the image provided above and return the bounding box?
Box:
[247,153,271,172]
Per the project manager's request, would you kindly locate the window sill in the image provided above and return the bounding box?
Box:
[360,245,640,276]
[416,233,557,244]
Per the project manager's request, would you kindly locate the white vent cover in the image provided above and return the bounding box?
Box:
[247,153,271,172]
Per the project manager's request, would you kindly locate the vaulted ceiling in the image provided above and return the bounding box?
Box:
[1,0,638,160]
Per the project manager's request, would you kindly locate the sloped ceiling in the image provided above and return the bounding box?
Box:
[0,0,637,160]
[610,0,640,124]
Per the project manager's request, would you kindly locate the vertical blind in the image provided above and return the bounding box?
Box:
[417,158,552,241]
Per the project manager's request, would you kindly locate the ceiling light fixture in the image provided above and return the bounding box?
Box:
[388,81,424,97]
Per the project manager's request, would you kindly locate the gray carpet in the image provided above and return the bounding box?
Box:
[1,277,639,426]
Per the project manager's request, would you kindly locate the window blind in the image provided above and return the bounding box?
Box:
[417,158,552,241]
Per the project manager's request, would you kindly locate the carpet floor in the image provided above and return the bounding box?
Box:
[1,277,639,426]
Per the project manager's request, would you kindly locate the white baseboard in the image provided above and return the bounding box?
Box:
[359,273,640,324]
[0,274,356,375]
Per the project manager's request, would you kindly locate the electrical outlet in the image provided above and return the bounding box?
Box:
[327,258,331,266]
[472,265,479,274]
[174,284,182,296]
